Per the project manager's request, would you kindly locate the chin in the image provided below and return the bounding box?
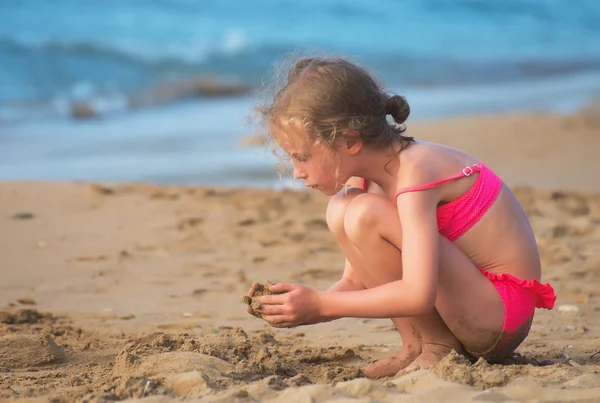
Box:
[317,185,341,197]
[320,189,337,196]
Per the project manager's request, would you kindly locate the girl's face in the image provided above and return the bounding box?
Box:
[274,125,351,196]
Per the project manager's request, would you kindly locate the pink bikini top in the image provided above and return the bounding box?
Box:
[362,162,503,241]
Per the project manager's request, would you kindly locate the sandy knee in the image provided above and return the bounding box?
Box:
[344,193,396,243]
[326,187,364,236]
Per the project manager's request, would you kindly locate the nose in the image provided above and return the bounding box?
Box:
[293,164,307,180]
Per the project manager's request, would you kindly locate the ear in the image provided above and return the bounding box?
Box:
[342,130,363,155]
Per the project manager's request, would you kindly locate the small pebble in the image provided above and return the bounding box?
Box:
[182,312,193,318]
[558,304,580,313]
[17,297,36,305]
[12,212,35,220]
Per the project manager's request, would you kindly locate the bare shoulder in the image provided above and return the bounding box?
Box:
[396,143,444,188]
[396,141,477,189]
[393,144,444,219]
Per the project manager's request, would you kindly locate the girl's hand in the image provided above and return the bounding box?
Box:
[252,283,325,328]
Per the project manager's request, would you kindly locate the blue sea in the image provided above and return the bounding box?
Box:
[1,0,599,188]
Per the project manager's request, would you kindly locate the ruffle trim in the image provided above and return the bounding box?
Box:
[484,271,556,310]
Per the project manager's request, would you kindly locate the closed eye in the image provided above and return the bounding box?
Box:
[291,153,309,162]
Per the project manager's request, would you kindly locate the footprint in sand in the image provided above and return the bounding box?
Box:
[0,334,66,370]
[176,217,203,231]
[70,255,108,262]
[88,184,115,196]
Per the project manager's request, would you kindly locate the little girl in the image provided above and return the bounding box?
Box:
[248,57,556,378]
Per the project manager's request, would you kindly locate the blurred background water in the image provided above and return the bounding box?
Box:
[1,0,599,187]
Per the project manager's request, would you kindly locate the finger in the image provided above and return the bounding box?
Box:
[253,294,285,305]
[269,319,297,328]
[269,282,299,293]
[262,314,293,326]
[270,321,294,329]
[248,282,261,297]
[246,306,262,318]
[257,304,284,316]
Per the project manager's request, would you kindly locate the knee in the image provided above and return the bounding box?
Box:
[344,194,394,243]
[326,187,364,237]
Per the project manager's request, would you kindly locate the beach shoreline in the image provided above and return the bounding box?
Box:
[2,99,600,193]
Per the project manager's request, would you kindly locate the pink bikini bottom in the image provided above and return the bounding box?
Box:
[466,269,556,361]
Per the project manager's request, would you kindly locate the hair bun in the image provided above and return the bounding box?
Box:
[386,95,410,124]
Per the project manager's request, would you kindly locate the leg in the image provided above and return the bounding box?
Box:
[328,190,464,377]
[362,318,423,378]
[327,189,422,377]
[329,192,505,376]
[342,193,467,375]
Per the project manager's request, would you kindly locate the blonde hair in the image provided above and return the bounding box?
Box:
[255,57,414,152]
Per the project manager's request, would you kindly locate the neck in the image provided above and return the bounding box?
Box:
[353,141,407,196]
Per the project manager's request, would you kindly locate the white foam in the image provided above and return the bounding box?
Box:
[398,70,600,120]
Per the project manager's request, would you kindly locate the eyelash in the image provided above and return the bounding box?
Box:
[294,155,308,162]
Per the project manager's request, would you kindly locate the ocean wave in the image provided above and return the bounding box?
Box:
[1,0,600,124]
[0,75,252,122]
[3,29,600,85]
[2,69,599,126]
[0,29,251,69]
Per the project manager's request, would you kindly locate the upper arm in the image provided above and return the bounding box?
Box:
[395,174,442,305]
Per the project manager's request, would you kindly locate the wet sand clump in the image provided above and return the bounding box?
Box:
[243,281,282,319]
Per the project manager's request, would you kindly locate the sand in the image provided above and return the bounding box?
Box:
[1,107,600,402]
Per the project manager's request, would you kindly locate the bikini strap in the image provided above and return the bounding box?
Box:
[360,177,368,191]
[394,163,482,201]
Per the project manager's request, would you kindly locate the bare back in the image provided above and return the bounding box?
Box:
[352,142,542,281]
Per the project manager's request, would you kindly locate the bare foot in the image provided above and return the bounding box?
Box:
[361,345,421,379]
[398,342,461,374]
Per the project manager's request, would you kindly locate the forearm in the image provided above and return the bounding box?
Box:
[318,280,435,319]
[326,277,365,292]
[319,278,366,322]
[314,277,365,322]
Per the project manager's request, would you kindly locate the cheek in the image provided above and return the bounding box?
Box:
[313,162,342,184]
